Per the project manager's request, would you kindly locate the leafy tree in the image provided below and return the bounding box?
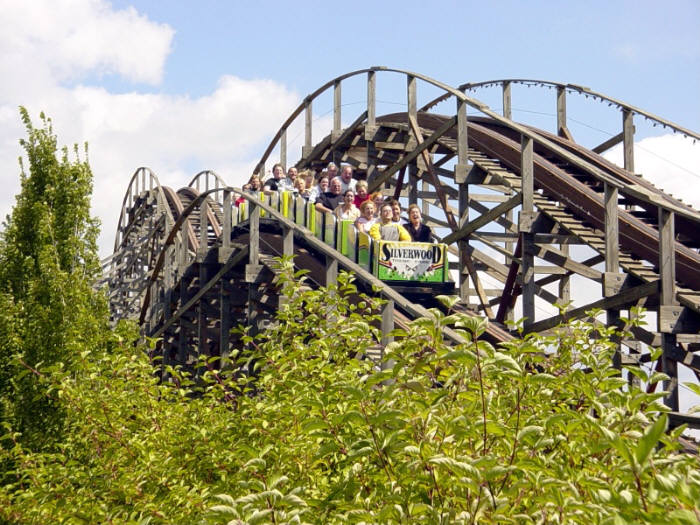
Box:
[0,263,698,524]
[0,108,108,452]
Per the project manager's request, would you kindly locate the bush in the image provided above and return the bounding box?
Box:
[1,263,698,524]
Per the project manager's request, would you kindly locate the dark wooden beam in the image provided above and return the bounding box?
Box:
[525,280,659,334]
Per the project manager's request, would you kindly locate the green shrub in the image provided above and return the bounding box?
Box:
[1,263,698,524]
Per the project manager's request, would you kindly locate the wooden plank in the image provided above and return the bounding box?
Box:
[605,183,619,272]
[525,280,660,334]
[443,193,521,245]
[367,116,457,193]
[152,246,249,339]
[592,131,624,154]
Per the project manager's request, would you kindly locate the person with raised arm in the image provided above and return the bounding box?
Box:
[369,202,411,241]
[404,203,433,242]
[334,189,360,221]
[354,200,377,234]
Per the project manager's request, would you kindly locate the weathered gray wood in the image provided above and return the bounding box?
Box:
[198,198,208,261]
[521,135,535,326]
[443,193,521,245]
[604,183,619,273]
[556,86,567,137]
[455,97,469,183]
[153,246,249,339]
[604,182,621,366]
[623,108,634,173]
[283,226,293,257]
[592,131,624,154]
[409,168,418,206]
[220,280,231,359]
[658,208,675,306]
[333,79,341,135]
[280,129,287,169]
[407,75,417,124]
[662,332,680,411]
[525,280,659,334]
[458,181,470,304]
[303,98,313,159]
[502,81,511,120]
[249,203,259,266]
[659,305,700,333]
[366,70,376,132]
[367,116,457,194]
[325,255,338,288]
[381,298,394,349]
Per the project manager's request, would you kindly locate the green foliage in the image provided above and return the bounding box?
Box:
[0,108,108,452]
[1,261,698,524]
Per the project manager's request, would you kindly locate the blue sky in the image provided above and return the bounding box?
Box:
[105,0,700,124]
[0,0,698,255]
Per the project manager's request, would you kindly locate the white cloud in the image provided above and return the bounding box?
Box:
[0,0,301,256]
[604,133,700,210]
[0,0,174,87]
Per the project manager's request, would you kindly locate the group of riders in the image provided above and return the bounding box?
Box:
[241,162,433,243]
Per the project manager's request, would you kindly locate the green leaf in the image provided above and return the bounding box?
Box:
[634,413,667,467]
[683,382,700,397]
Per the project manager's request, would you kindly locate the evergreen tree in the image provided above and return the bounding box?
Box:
[0,108,108,452]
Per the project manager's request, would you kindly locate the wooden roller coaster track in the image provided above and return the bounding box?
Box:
[104,67,700,430]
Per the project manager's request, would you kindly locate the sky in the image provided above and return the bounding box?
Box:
[0,0,698,255]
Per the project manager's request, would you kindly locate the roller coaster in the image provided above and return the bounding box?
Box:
[103,67,700,430]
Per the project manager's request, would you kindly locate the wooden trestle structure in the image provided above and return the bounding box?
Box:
[105,67,700,430]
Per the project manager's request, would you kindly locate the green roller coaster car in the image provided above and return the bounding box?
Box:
[235,191,453,291]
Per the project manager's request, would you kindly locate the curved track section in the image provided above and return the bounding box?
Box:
[106,68,700,429]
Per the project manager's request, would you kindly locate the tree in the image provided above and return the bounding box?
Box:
[1,263,698,524]
[0,108,108,452]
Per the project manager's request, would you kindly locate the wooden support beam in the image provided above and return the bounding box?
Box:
[458,181,470,304]
[623,108,634,173]
[658,207,679,411]
[521,135,535,326]
[592,131,624,154]
[333,79,341,136]
[325,110,368,158]
[442,193,521,245]
[556,86,568,139]
[325,255,338,288]
[366,71,376,131]
[367,116,457,193]
[604,183,620,273]
[408,114,493,318]
[280,129,287,169]
[525,280,660,334]
[249,203,259,266]
[455,97,469,183]
[407,115,458,231]
[303,98,313,159]
[502,81,512,120]
[152,247,249,339]
[407,75,417,125]
[496,236,521,323]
